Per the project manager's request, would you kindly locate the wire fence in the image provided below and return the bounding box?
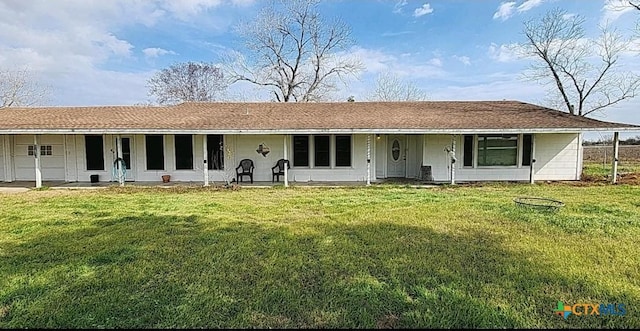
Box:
[583,145,640,175]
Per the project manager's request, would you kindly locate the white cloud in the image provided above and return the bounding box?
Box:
[601,0,637,25]
[517,0,544,13]
[142,47,176,58]
[453,55,471,66]
[413,3,434,17]
[393,0,408,14]
[0,0,254,106]
[428,58,443,67]
[344,46,446,79]
[493,2,516,21]
[488,43,521,63]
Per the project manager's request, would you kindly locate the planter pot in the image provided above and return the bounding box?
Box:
[162,175,171,183]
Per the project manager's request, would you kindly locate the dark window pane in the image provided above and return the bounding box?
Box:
[121,138,131,170]
[522,134,533,166]
[335,135,351,167]
[85,135,104,171]
[175,135,193,170]
[207,135,224,170]
[314,136,330,167]
[146,135,164,170]
[477,135,518,166]
[293,135,309,167]
[463,135,473,167]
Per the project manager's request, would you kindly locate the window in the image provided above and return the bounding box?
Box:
[28,145,53,156]
[463,135,474,167]
[314,136,330,167]
[207,135,224,170]
[522,134,533,166]
[335,135,352,167]
[174,135,193,170]
[293,135,309,167]
[146,135,164,170]
[477,135,518,166]
[84,136,104,170]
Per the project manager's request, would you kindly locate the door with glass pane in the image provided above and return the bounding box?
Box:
[387,135,406,177]
[114,136,134,181]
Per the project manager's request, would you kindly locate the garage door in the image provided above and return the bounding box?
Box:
[14,135,65,180]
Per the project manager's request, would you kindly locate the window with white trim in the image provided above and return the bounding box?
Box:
[146,135,165,170]
[293,135,309,167]
[335,135,352,167]
[28,145,52,156]
[477,135,518,166]
[292,134,353,168]
[174,134,193,170]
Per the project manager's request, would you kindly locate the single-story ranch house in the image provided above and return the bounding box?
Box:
[0,101,637,187]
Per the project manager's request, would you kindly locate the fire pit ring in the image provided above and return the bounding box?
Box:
[514,197,565,211]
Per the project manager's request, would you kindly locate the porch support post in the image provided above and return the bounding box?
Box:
[283,135,289,187]
[450,136,456,185]
[611,131,620,184]
[116,135,124,187]
[34,135,42,188]
[3,135,12,182]
[366,134,371,186]
[529,134,536,184]
[203,135,209,187]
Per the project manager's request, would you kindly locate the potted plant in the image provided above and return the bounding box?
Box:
[162,174,171,183]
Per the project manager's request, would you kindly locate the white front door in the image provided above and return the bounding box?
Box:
[387,135,406,177]
[114,136,135,181]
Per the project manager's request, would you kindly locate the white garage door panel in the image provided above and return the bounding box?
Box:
[14,139,65,180]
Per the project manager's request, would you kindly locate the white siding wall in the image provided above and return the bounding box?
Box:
[64,135,78,182]
[75,134,113,182]
[0,135,5,182]
[14,135,65,180]
[422,135,455,181]
[375,136,386,179]
[423,134,531,182]
[233,134,371,182]
[533,133,580,181]
[406,135,423,179]
[2,135,13,182]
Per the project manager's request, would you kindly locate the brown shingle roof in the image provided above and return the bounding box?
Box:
[0,101,637,133]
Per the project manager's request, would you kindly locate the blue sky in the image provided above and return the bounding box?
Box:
[1,0,639,138]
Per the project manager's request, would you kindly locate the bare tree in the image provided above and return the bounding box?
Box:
[227,0,362,102]
[0,69,49,108]
[147,62,227,105]
[519,8,640,116]
[368,72,428,101]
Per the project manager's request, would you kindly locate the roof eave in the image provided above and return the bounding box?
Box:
[0,127,638,135]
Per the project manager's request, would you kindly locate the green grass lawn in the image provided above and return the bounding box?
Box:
[1,184,639,328]
[582,161,640,179]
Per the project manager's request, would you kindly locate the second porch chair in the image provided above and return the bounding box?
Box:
[271,159,290,182]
